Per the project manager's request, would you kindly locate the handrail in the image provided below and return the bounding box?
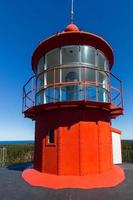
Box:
[22,64,123,113]
[23,75,35,88]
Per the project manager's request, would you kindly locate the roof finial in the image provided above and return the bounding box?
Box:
[71,0,74,23]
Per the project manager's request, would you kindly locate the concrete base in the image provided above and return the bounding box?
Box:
[22,165,125,189]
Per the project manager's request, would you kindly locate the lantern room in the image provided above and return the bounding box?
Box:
[35,45,110,105]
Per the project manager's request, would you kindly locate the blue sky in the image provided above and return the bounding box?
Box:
[0,0,132,140]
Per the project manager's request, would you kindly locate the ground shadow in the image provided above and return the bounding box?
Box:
[6,162,33,171]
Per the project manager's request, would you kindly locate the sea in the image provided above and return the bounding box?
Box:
[0,140,34,145]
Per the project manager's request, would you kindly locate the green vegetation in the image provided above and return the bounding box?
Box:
[122,140,133,163]
[0,140,133,166]
[0,144,34,166]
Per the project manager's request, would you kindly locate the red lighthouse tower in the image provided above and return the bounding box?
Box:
[22,20,125,188]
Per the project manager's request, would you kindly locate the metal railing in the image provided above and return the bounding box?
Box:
[0,147,7,166]
[22,64,123,113]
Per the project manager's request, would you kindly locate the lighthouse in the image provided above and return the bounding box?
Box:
[22,14,125,188]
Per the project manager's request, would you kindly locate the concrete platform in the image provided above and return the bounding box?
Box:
[0,163,133,200]
[22,166,125,189]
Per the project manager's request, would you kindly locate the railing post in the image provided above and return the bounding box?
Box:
[31,77,34,107]
[84,66,86,100]
[54,67,56,103]
[120,80,124,109]
[60,66,62,102]
[108,71,112,103]
[22,87,24,113]
[23,88,26,113]
[35,73,38,106]
[95,69,99,102]
[0,147,7,167]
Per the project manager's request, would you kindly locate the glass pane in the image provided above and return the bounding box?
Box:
[78,84,84,100]
[36,91,44,105]
[103,90,109,102]
[97,52,105,70]
[62,46,80,64]
[62,67,81,82]
[85,68,96,82]
[37,74,44,92]
[46,70,53,85]
[61,84,83,101]
[97,87,109,102]
[55,68,60,83]
[37,57,44,74]
[81,46,95,65]
[98,71,109,90]
[46,48,60,68]
[104,59,109,71]
[60,86,66,101]
[45,87,54,103]
[86,85,96,101]
[55,86,60,102]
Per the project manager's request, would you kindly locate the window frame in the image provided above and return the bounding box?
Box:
[45,129,56,146]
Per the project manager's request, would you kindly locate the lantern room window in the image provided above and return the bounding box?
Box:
[36,91,44,105]
[81,46,95,65]
[62,46,80,64]
[46,48,60,68]
[37,56,45,74]
[62,67,81,82]
[36,45,110,105]
[37,74,44,92]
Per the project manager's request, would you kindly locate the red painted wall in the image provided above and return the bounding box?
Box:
[42,130,58,174]
[98,121,113,172]
[80,121,99,175]
[58,124,80,175]
[34,108,113,175]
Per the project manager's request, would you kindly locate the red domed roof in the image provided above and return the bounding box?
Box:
[65,23,79,32]
[32,25,114,72]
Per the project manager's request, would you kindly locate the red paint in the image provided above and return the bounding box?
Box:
[24,101,123,119]
[22,165,125,189]
[42,130,58,174]
[80,121,99,175]
[65,23,79,32]
[32,26,114,72]
[111,127,122,134]
[33,108,113,175]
